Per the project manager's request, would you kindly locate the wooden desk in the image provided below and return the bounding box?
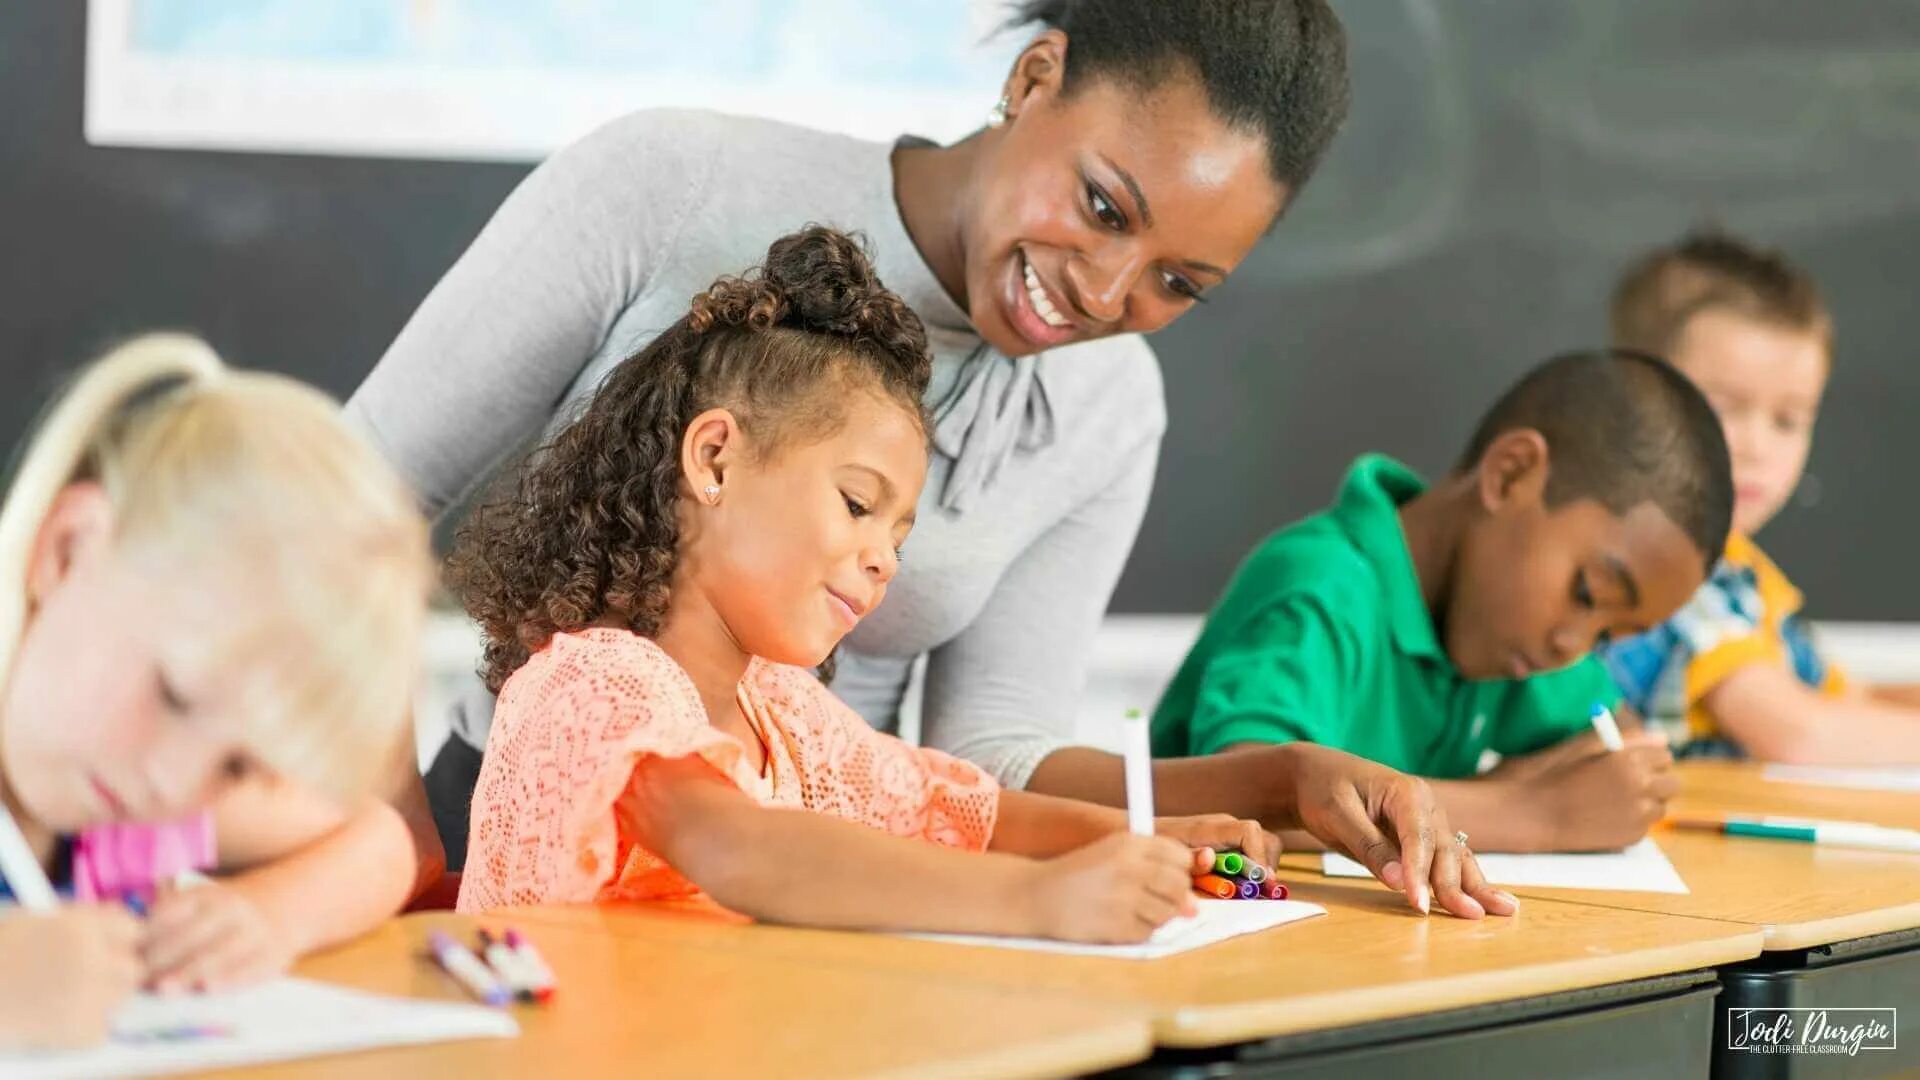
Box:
[1489,764,1920,950]
[235,912,1152,1079]
[1367,762,1920,1078]
[1674,760,1920,831]
[503,879,1763,1050]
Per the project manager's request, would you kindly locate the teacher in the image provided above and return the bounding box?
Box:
[353,0,1506,918]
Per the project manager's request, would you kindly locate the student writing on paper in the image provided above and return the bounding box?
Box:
[454,229,1285,943]
[351,0,1356,881]
[1153,351,1736,853]
[0,336,432,1047]
[1599,230,1920,764]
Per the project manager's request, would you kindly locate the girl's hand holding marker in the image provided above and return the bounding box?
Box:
[1121,710,1289,907]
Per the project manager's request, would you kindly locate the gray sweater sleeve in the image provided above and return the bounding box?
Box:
[918,426,1163,787]
[345,114,707,517]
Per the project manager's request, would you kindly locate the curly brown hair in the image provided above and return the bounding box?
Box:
[447,226,934,692]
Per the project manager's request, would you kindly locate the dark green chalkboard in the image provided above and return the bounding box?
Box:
[6,1,1918,617]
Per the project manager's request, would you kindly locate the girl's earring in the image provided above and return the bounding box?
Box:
[703,484,721,505]
[986,95,1010,127]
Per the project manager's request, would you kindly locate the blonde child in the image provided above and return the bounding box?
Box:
[1601,230,1920,763]
[450,227,1311,941]
[0,335,432,1047]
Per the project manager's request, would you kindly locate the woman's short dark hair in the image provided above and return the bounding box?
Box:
[1008,0,1351,194]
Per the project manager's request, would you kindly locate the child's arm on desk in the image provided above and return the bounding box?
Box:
[1709,664,1920,764]
[1427,731,1677,851]
[626,755,1200,944]
[987,788,1281,868]
[1867,682,1920,709]
[142,775,417,994]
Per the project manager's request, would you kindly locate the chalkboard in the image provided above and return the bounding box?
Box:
[1132,0,1920,620]
[6,0,1918,618]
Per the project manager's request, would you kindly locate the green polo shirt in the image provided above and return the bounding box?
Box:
[1151,454,1619,779]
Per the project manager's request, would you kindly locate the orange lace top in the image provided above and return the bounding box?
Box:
[457,628,999,913]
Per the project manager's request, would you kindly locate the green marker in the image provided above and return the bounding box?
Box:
[1674,816,1920,853]
[1213,851,1244,876]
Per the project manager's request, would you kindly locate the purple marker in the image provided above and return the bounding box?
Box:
[429,931,511,1006]
[1236,878,1259,899]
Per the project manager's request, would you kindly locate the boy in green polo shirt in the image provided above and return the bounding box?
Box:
[1153,349,1735,852]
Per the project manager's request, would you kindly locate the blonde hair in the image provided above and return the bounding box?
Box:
[1610,229,1832,363]
[0,333,431,802]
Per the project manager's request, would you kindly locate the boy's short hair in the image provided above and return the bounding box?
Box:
[1457,349,1734,573]
[1610,228,1831,360]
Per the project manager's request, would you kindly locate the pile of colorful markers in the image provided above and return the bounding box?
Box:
[428,927,557,1006]
[1192,850,1289,900]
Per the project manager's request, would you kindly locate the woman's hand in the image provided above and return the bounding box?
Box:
[1277,743,1517,919]
[1153,813,1282,871]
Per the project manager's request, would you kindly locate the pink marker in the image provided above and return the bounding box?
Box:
[477,929,538,1003]
[1262,879,1289,900]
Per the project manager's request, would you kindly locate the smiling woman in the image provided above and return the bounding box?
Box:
[898,0,1346,359]
[346,0,1493,919]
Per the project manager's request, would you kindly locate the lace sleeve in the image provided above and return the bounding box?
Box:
[459,631,747,912]
[752,663,999,852]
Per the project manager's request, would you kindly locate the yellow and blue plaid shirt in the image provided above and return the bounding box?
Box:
[1598,532,1846,756]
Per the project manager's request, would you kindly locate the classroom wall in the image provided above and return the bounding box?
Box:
[6,1,1920,618]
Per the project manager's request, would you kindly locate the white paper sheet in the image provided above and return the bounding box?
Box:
[0,977,518,1079]
[901,898,1326,959]
[1763,764,1920,793]
[1323,838,1689,894]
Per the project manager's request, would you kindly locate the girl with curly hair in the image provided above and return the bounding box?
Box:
[365,0,1501,921]
[450,227,1279,942]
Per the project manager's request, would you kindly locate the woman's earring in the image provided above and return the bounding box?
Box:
[986,95,1009,128]
[703,484,721,505]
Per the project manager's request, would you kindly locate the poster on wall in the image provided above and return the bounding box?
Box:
[84,0,1020,162]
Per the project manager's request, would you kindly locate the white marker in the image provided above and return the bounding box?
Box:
[478,930,538,1002]
[1589,703,1625,753]
[0,800,57,910]
[1120,708,1155,837]
[504,929,557,1001]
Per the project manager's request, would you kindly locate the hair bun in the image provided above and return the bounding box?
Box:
[686,225,930,381]
[761,226,885,331]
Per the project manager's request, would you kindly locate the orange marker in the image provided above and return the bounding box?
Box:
[1192,873,1238,899]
